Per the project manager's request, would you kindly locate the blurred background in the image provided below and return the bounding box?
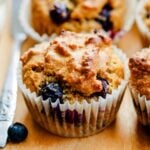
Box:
[0,0,11,91]
[0,0,6,36]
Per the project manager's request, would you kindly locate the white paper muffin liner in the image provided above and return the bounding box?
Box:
[136,0,150,44]
[129,85,150,126]
[19,0,136,43]
[18,46,129,137]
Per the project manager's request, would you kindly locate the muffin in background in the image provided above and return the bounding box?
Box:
[129,48,150,125]
[136,0,150,43]
[31,0,125,36]
[18,30,129,137]
[19,0,136,42]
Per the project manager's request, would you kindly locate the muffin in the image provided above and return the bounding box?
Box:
[32,0,125,35]
[18,30,129,137]
[136,0,150,43]
[19,0,136,42]
[129,48,150,125]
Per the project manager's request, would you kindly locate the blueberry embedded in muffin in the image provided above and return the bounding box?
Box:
[95,3,113,32]
[94,77,109,98]
[49,2,71,24]
[21,30,124,103]
[40,82,63,103]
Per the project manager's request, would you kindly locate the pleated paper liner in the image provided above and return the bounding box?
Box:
[129,85,150,126]
[18,46,129,137]
[136,0,150,45]
[19,0,137,43]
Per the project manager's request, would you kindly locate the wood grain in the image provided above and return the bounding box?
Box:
[1,10,150,149]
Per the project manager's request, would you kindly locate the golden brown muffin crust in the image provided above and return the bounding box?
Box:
[21,31,124,96]
[129,48,150,99]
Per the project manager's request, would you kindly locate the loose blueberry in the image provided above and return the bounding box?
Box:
[8,122,28,143]
[49,2,70,24]
[40,82,63,103]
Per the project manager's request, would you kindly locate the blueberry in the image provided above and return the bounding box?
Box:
[93,77,109,98]
[40,82,63,103]
[95,3,113,31]
[55,105,63,125]
[74,110,82,126]
[49,2,70,24]
[101,19,113,32]
[146,13,150,18]
[8,122,28,143]
[65,110,74,124]
[98,77,109,98]
[103,3,112,11]
[65,110,82,126]
[100,9,110,19]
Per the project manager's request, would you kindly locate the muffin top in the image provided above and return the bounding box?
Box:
[129,48,150,99]
[21,31,124,102]
[141,0,150,30]
[32,0,125,35]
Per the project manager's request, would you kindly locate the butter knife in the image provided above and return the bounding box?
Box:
[0,0,26,148]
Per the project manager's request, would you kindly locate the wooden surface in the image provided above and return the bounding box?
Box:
[1,10,150,149]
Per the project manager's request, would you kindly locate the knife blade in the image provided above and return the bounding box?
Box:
[0,0,26,147]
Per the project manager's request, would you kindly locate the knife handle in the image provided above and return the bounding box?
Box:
[0,34,26,121]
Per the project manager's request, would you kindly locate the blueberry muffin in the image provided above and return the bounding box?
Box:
[141,1,150,30]
[31,0,126,38]
[136,0,150,42]
[18,30,129,137]
[129,48,150,125]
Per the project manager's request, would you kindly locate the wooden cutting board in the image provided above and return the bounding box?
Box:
[1,14,150,149]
